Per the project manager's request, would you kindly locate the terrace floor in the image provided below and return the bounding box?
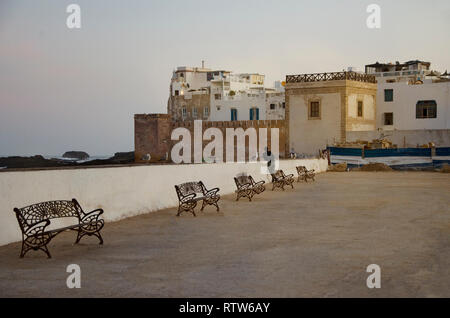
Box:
[0,171,449,297]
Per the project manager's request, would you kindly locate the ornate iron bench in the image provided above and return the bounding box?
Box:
[13,199,104,258]
[270,170,295,191]
[174,181,220,216]
[234,174,266,201]
[296,166,316,182]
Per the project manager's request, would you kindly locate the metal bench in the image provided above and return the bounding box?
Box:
[13,199,104,258]
[234,174,266,201]
[296,166,316,182]
[270,170,295,191]
[174,181,220,217]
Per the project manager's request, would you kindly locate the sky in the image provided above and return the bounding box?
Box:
[0,0,449,156]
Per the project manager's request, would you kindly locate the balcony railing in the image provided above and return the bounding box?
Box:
[286,71,376,84]
[368,70,428,78]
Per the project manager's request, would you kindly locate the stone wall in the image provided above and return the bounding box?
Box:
[134,114,287,163]
[134,114,172,162]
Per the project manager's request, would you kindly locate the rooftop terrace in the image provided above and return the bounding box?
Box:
[286,71,376,84]
[0,171,449,297]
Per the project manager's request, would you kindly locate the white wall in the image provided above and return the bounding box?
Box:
[377,81,450,130]
[210,92,266,121]
[266,93,285,120]
[0,159,328,246]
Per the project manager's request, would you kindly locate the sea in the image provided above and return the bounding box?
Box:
[43,155,112,164]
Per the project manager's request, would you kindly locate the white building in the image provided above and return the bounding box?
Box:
[365,60,450,131]
[168,64,285,122]
[345,60,450,147]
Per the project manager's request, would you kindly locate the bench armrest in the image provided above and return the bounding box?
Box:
[25,219,51,236]
[205,187,220,197]
[180,193,197,203]
[81,209,104,223]
[237,183,252,189]
[254,180,265,187]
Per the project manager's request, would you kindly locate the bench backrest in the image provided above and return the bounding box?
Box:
[296,166,307,173]
[14,199,82,231]
[234,175,253,188]
[271,170,284,181]
[175,181,207,200]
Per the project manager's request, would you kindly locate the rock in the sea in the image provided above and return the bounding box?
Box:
[62,151,89,160]
[0,155,69,169]
[110,151,134,163]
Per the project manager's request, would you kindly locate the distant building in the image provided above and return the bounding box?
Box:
[365,60,450,132]
[355,60,450,147]
[285,71,377,156]
[167,64,285,122]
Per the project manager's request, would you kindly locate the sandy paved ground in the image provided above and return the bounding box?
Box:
[0,171,449,297]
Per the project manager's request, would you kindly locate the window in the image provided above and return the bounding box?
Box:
[192,108,198,119]
[416,100,437,119]
[270,104,276,110]
[282,102,285,109]
[357,101,363,117]
[214,94,221,100]
[384,112,393,125]
[174,90,179,96]
[249,107,259,120]
[182,107,187,119]
[309,101,320,119]
[203,106,209,118]
[384,89,394,102]
[231,108,237,121]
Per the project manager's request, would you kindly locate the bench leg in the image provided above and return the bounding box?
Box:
[39,245,52,259]
[20,241,30,258]
[75,229,85,244]
[177,203,196,217]
[93,232,104,245]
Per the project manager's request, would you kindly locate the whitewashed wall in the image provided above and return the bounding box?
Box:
[0,159,328,246]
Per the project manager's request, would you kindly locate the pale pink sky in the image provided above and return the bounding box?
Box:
[1,0,449,156]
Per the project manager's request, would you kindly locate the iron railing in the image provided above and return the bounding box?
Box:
[286,71,376,84]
